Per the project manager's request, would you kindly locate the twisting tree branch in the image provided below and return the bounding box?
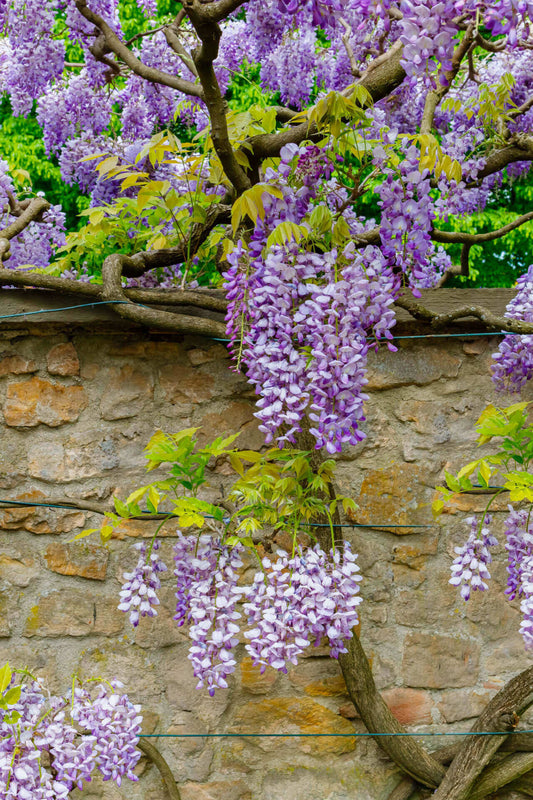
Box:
[137,739,181,800]
[0,197,51,244]
[74,0,204,98]
[394,293,533,334]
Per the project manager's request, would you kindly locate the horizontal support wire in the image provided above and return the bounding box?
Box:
[0,498,432,528]
[141,728,533,738]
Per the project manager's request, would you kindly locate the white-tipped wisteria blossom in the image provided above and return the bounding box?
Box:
[0,676,142,799]
[492,266,533,393]
[118,539,167,627]
[449,515,498,601]
[120,533,363,693]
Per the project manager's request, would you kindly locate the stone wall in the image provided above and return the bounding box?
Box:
[0,290,530,800]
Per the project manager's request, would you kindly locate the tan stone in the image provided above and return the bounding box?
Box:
[0,351,37,376]
[4,377,87,427]
[187,344,230,366]
[229,698,356,755]
[0,490,85,533]
[240,657,278,694]
[438,688,494,723]
[403,633,479,688]
[392,533,439,570]
[45,541,108,580]
[0,592,13,636]
[160,365,215,405]
[289,659,347,697]
[0,553,38,586]
[198,401,263,451]
[100,365,153,420]
[180,780,251,800]
[353,463,433,533]
[339,688,433,726]
[24,591,124,637]
[47,343,80,376]
[366,347,460,390]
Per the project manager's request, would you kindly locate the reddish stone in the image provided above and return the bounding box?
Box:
[46,343,80,376]
[3,377,87,427]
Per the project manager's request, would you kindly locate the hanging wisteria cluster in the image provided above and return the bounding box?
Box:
[119,534,362,695]
[0,674,142,798]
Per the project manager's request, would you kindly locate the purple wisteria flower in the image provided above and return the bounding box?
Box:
[449,515,498,600]
[118,539,167,627]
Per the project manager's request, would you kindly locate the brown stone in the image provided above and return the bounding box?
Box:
[3,377,87,427]
[403,633,479,688]
[47,343,80,376]
[100,365,153,420]
[180,780,251,800]
[353,463,433,533]
[160,365,215,405]
[438,688,494,723]
[229,698,356,755]
[0,351,37,376]
[0,553,38,586]
[198,401,263,451]
[339,688,433,726]
[240,657,278,694]
[45,542,109,580]
[366,346,460,390]
[24,591,124,637]
[187,344,230,366]
[0,592,13,636]
[0,490,85,534]
[289,659,347,697]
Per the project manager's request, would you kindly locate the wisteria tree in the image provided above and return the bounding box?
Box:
[5,0,533,798]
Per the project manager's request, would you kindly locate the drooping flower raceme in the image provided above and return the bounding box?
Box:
[0,676,142,799]
[449,515,498,600]
[120,534,363,693]
[118,539,168,627]
[492,265,533,393]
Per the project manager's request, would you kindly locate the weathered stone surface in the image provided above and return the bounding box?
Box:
[403,633,480,688]
[289,659,347,697]
[198,401,263,450]
[438,688,494,723]
[45,541,108,580]
[0,592,13,636]
[240,657,278,694]
[0,491,85,533]
[4,377,88,427]
[187,344,230,366]
[0,553,38,586]
[339,687,433,725]
[230,698,356,755]
[366,346,461,390]
[160,364,215,405]
[180,780,251,800]
[47,343,80,376]
[100,365,153,420]
[353,463,433,533]
[24,591,124,637]
[0,351,37,376]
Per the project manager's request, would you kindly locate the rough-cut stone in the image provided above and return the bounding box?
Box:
[230,698,356,755]
[339,688,433,725]
[0,351,37,376]
[240,657,278,694]
[160,364,215,405]
[0,553,38,586]
[198,401,263,450]
[187,344,229,366]
[0,592,13,636]
[24,591,124,637]
[4,377,88,427]
[353,463,433,533]
[180,780,251,800]
[0,491,85,533]
[438,688,494,723]
[45,542,108,580]
[100,365,153,420]
[403,633,480,688]
[289,659,347,697]
[47,343,80,376]
[366,346,461,390]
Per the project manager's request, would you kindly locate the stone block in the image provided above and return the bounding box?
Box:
[229,698,356,755]
[0,491,85,533]
[45,542,109,580]
[353,463,433,533]
[100,365,153,420]
[438,688,494,723]
[240,657,279,695]
[339,687,433,726]
[47,343,80,376]
[0,351,37,376]
[198,401,263,450]
[187,344,230,366]
[403,633,479,688]
[24,591,124,637]
[160,364,215,405]
[4,377,88,427]
[366,347,460,390]
[289,659,347,697]
[0,591,13,636]
[180,780,251,800]
[0,553,39,586]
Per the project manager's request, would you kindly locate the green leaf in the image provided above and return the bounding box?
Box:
[3,686,21,705]
[0,663,11,693]
[113,498,131,518]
